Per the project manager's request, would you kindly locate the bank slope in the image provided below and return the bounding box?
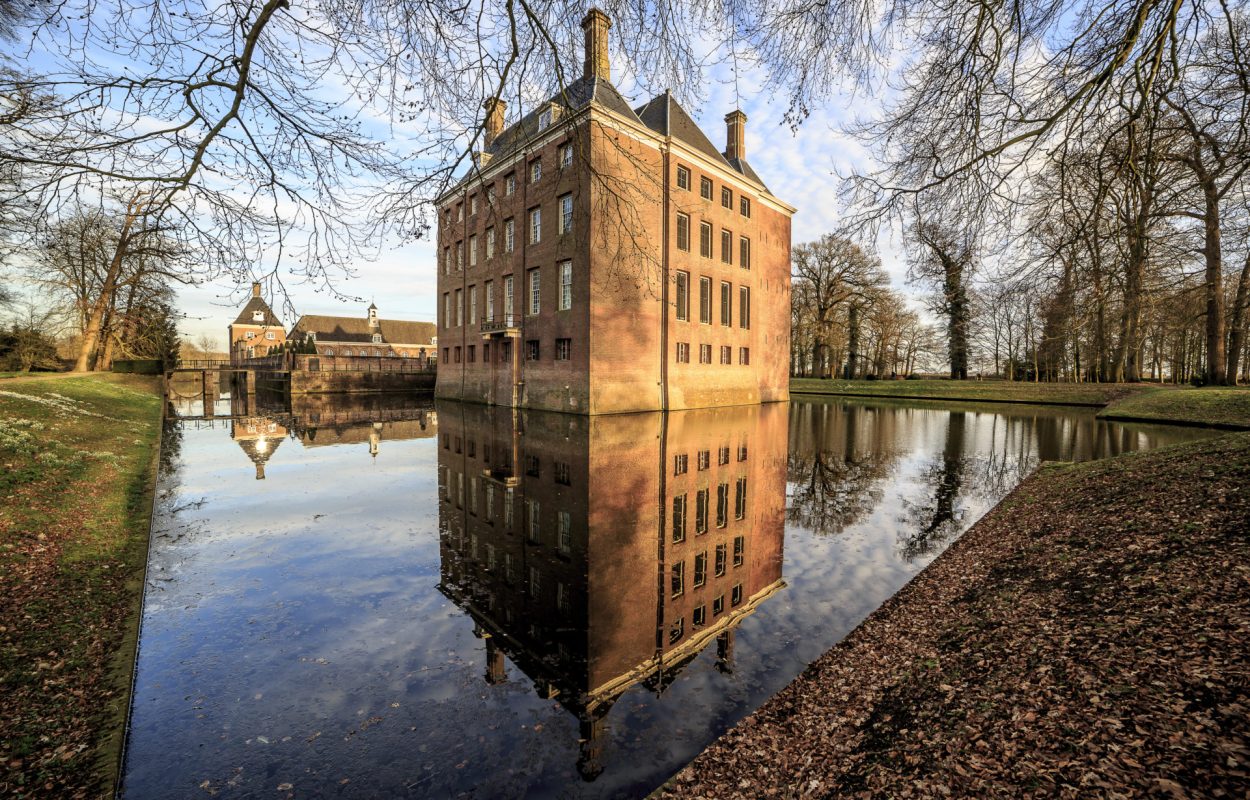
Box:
[0,374,163,798]
[661,433,1250,798]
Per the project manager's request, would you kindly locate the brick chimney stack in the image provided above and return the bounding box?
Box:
[483,97,506,147]
[725,110,747,161]
[582,8,611,82]
[251,281,261,298]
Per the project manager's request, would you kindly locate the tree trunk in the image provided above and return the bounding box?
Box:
[72,195,146,372]
[1226,252,1250,385]
[1201,181,1227,384]
[845,304,860,379]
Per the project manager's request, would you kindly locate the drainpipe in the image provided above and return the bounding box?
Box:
[660,143,671,411]
[517,146,530,409]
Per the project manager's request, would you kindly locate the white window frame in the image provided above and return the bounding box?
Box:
[559,194,573,234]
[560,142,573,167]
[528,268,540,315]
[504,275,514,321]
[485,280,495,322]
[505,219,515,252]
[485,227,495,259]
[529,207,541,244]
[469,286,478,325]
[530,159,541,183]
[559,260,572,311]
[469,234,477,267]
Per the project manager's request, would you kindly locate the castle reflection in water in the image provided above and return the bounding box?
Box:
[174,383,787,782]
[435,402,787,780]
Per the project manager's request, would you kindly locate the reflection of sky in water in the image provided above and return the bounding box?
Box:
[122,397,1213,799]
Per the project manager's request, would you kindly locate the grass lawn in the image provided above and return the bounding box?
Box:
[1099,386,1250,429]
[789,377,1157,406]
[0,373,163,798]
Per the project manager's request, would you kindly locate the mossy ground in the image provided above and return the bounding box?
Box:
[0,374,163,798]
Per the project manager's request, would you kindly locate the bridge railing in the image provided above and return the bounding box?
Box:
[175,358,233,369]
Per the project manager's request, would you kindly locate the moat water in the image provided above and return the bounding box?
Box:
[120,385,1213,798]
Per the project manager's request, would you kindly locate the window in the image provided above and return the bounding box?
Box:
[673,494,687,543]
[486,228,495,259]
[265,331,276,340]
[469,285,478,325]
[530,159,541,183]
[529,207,541,244]
[738,443,748,462]
[505,173,516,195]
[721,281,732,327]
[528,268,540,314]
[529,565,540,596]
[482,343,489,362]
[470,195,479,216]
[559,194,573,234]
[443,247,451,274]
[558,511,571,553]
[721,186,732,208]
[715,543,727,577]
[525,339,540,360]
[538,107,552,131]
[676,342,690,363]
[676,165,691,190]
[721,229,732,264]
[674,453,688,475]
[555,338,571,360]
[699,277,711,324]
[670,616,684,643]
[675,271,689,321]
[487,185,496,205]
[454,346,461,363]
[457,203,463,221]
[457,242,464,270]
[455,289,463,327]
[713,594,725,616]
[693,605,706,626]
[699,344,712,364]
[671,561,685,598]
[700,221,712,258]
[700,176,713,200]
[501,339,512,363]
[739,346,750,365]
[735,477,747,519]
[560,142,573,167]
[716,483,729,528]
[673,212,690,251]
[697,450,710,471]
[525,455,540,478]
[740,286,751,329]
[559,260,572,310]
[252,310,264,322]
[467,344,476,363]
[740,196,751,217]
[528,500,541,541]
[372,332,382,344]
[718,446,730,465]
[695,488,708,534]
[485,280,494,321]
[732,583,743,606]
[720,345,732,364]
[244,331,254,339]
[693,552,707,587]
[504,275,514,320]
[555,461,571,486]
[442,346,449,362]
[733,535,745,566]
[505,219,515,252]
[469,234,477,266]
[740,237,751,269]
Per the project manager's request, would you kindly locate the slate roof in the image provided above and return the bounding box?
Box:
[232,296,282,326]
[453,77,774,197]
[290,314,435,346]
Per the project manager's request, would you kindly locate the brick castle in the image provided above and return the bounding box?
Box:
[434,8,794,413]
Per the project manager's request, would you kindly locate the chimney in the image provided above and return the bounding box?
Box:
[724,110,747,161]
[483,97,505,147]
[251,281,261,298]
[582,8,611,82]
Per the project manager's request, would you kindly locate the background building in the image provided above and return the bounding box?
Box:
[434,9,794,413]
[289,304,436,362]
[228,283,286,363]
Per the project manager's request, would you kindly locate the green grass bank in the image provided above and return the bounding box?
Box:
[0,374,163,798]
[791,377,1250,428]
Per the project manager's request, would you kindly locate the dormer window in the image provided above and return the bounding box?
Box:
[372,333,382,344]
[307,332,315,342]
[252,310,264,322]
[538,108,553,131]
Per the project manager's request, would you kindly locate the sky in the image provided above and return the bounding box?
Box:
[6,7,914,349]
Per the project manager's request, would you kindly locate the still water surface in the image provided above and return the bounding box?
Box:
[120,389,1213,798]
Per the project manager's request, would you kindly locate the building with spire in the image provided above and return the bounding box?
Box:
[229,283,286,363]
[288,303,437,362]
[433,8,795,414]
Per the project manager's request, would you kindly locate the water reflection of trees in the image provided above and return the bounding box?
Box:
[787,403,902,535]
